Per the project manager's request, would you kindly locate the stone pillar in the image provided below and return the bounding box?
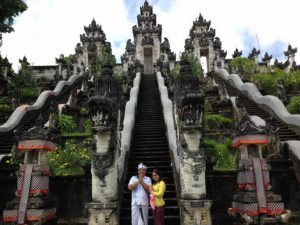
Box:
[87,65,120,225]
[88,202,118,225]
[175,57,212,225]
[180,200,212,225]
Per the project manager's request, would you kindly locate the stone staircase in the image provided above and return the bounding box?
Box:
[120,74,180,225]
[213,74,300,141]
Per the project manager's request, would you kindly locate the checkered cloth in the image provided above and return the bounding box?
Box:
[17,176,49,194]
[17,164,33,224]
[3,208,56,222]
[232,158,286,217]
[232,202,285,216]
[20,164,49,176]
[252,158,267,213]
[18,140,55,151]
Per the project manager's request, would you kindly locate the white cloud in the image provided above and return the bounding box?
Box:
[2,0,300,71]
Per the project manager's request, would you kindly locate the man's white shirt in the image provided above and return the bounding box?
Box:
[129,176,152,205]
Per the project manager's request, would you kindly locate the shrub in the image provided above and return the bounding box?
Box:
[187,55,204,77]
[58,114,76,133]
[229,57,258,79]
[204,139,236,169]
[20,87,39,102]
[287,96,300,114]
[48,138,91,176]
[36,77,49,86]
[83,119,92,133]
[0,104,11,113]
[170,63,180,79]
[204,114,234,131]
[253,69,300,95]
[0,96,10,105]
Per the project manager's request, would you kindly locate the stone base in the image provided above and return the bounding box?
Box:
[179,199,212,225]
[87,202,118,225]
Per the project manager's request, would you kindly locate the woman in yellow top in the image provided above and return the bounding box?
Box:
[151,169,166,225]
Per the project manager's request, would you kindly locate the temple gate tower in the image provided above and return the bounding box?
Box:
[131,0,162,74]
[185,14,222,73]
[75,19,111,73]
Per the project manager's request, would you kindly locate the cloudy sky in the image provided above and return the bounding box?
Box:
[1,0,300,71]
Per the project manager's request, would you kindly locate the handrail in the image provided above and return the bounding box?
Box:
[0,72,84,135]
[118,72,141,178]
[215,69,300,131]
[156,71,179,172]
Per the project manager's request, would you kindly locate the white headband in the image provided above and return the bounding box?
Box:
[138,163,147,170]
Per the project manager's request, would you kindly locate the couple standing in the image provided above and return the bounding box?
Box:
[128,163,166,225]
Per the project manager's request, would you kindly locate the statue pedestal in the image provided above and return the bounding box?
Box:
[88,202,118,225]
[179,199,212,225]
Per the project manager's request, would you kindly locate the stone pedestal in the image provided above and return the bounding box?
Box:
[179,199,212,225]
[88,202,118,225]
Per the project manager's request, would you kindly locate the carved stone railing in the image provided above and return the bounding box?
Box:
[157,68,212,225]
[156,71,179,171]
[215,69,300,134]
[0,72,84,136]
[118,72,141,178]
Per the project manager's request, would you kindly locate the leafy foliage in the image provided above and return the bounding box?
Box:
[20,87,39,102]
[58,114,76,133]
[0,96,10,105]
[187,55,204,77]
[0,0,27,33]
[92,46,116,76]
[253,69,300,95]
[229,57,258,79]
[204,114,234,131]
[170,63,180,79]
[287,96,300,114]
[204,139,236,169]
[12,57,36,89]
[48,139,91,176]
[0,104,11,113]
[114,70,128,83]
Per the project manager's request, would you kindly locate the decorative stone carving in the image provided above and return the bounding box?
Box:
[87,64,120,225]
[266,117,283,160]
[142,35,154,46]
[160,37,170,53]
[175,57,205,170]
[174,56,211,224]
[284,44,297,57]
[232,48,242,58]
[75,43,83,55]
[125,39,136,53]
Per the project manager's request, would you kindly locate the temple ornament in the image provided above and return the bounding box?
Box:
[228,114,291,224]
[2,116,56,225]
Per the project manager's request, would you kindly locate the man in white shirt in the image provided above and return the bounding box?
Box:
[128,163,152,225]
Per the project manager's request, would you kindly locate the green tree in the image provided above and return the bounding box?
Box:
[229,57,258,79]
[287,96,300,114]
[12,56,36,87]
[91,46,116,76]
[0,0,27,33]
[187,55,204,77]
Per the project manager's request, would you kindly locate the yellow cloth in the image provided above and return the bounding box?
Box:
[153,180,166,207]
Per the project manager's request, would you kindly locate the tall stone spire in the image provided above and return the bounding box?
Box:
[131,0,162,73]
